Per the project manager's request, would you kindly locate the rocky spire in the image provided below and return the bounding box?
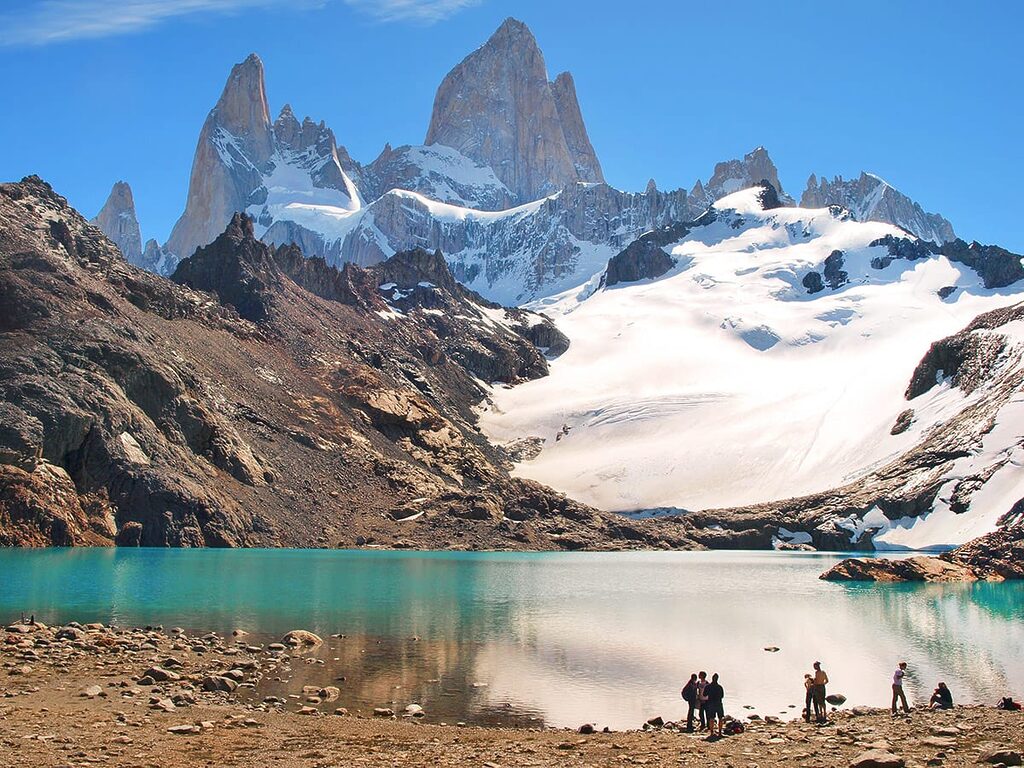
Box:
[90,181,142,264]
[551,71,604,184]
[165,53,273,263]
[425,17,600,203]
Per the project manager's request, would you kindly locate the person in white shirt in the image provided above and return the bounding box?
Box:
[892,661,911,716]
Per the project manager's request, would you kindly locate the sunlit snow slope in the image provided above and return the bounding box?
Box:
[480,188,1023,525]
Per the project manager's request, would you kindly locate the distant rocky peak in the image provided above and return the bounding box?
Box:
[425,17,601,203]
[90,180,143,264]
[707,146,785,199]
[801,171,956,244]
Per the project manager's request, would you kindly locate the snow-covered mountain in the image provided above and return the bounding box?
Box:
[802,171,956,244]
[478,186,1024,548]
[146,18,967,309]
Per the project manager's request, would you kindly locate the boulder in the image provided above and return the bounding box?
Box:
[281,630,323,647]
[850,750,905,768]
[979,750,1022,766]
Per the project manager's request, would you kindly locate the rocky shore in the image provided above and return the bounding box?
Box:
[3,620,1021,767]
[821,524,1024,582]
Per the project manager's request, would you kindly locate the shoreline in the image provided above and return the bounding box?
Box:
[3,620,1022,766]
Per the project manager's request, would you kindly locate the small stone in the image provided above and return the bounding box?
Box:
[167,724,199,735]
[374,707,395,717]
[333,707,348,716]
[578,723,595,734]
[80,685,104,698]
[646,716,664,727]
[297,706,318,715]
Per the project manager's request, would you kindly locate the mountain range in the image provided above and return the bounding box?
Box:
[5,17,1023,559]
[97,18,959,306]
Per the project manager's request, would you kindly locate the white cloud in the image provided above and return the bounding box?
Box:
[343,0,480,23]
[0,0,478,46]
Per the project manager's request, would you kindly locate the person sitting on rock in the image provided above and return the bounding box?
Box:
[891,661,911,716]
[930,682,953,709]
[704,673,725,738]
[811,661,829,723]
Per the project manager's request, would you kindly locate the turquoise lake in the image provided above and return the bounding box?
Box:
[2,548,1022,729]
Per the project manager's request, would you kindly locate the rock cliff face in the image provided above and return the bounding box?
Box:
[801,172,956,244]
[425,17,603,203]
[0,175,694,551]
[550,71,604,185]
[90,181,142,265]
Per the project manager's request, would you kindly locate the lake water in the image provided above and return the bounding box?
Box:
[2,548,1022,729]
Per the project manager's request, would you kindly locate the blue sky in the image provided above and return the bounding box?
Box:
[1,0,1021,250]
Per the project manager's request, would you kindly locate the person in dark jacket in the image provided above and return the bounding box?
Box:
[681,673,699,731]
[930,682,953,709]
[704,673,725,738]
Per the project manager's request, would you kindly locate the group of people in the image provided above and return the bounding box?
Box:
[680,671,727,736]
[802,661,830,722]
[683,660,964,733]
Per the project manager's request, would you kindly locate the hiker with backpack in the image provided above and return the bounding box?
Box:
[681,673,699,732]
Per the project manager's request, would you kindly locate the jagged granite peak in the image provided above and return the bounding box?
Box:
[165,53,273,263]
[701,147,787,203]
[425,17,596,203]
[551,71,605,184]
[90,180,142,264]
[801,171,956,244]
[164,53,359,271]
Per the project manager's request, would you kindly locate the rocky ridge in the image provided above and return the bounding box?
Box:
[802,172,956,244]
[0,175,698,550]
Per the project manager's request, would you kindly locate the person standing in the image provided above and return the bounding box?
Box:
[681,673,699,732]
[696,671,709,731]
[704,673,725,738]
[803,673,814,722]
[811,661,829,723]
[892,661,911,716]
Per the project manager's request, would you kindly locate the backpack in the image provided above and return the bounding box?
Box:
[724,720,745,735]
[681,681,696,703]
